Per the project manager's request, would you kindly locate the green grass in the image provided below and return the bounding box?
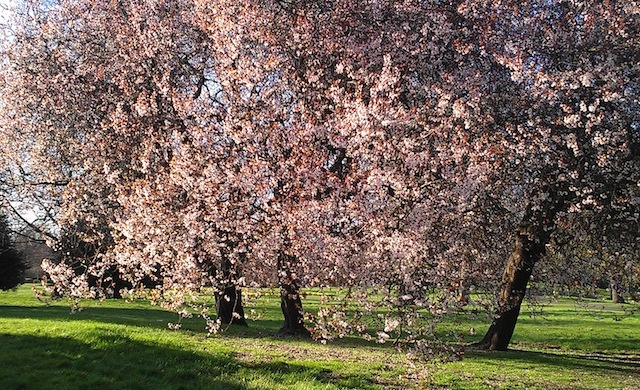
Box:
[1,285,639,389]
[434,298,640,389]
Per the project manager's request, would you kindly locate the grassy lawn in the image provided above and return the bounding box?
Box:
[1,285,639,389]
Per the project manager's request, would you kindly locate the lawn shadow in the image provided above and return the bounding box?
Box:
[0,304,179,330]
[0,304,391,351]
[0,332,245,390]
[0,332,388,390]
[468,348,640,376]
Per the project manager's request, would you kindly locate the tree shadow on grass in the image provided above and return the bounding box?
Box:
[468,349,640,376]
[0,333,245,390]
[0,304,293,338]
[470,317,640,353]
[0,333,387,390]
[0,304,179,329]
[0,304,390,351]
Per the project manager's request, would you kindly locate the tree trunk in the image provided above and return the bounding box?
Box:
[278,281,310,336]
[610,276,626,304]
[214,242,248,326]
[215,284,248,326]
[473,186,568,351]
[474,226,546,350]
[277,252,310,337]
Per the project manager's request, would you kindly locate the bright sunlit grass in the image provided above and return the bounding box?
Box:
[1,285,639,389]
[435,297,640,389]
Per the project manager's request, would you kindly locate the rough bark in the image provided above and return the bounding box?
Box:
[215,284,248,326]
[278,281,310,336]
[214,243,248,326]
[474,185,569,351]
[474,225,546,351]
[277,252,310,337]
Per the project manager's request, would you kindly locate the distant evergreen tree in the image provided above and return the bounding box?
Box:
[0,213,26,290]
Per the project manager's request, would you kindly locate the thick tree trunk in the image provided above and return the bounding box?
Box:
[473,186,568,351]
[277,252,310,337]
[474,226,545,350]
[278,281,310,336]
[214,243,248,326]
[215,284,248,326]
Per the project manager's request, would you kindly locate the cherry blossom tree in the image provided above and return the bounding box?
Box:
[1,0,638,356]
[463,0,640,350]
[0,0,115,297]
[229,0,640,349]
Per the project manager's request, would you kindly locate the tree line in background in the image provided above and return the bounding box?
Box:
[0,0,639,355]
[0,213,26,290]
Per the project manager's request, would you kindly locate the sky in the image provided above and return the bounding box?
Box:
[2,1,39,226]
[0,0,11,25]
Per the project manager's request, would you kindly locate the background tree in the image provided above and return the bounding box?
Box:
[0,211,26,290]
